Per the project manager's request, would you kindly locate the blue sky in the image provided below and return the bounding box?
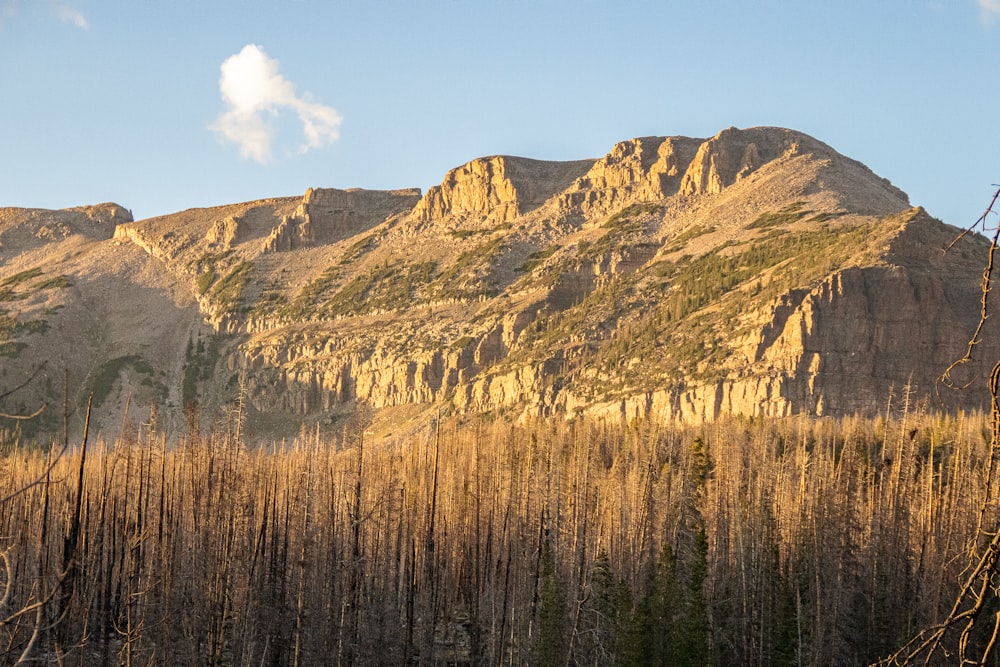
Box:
[1,1,998,228]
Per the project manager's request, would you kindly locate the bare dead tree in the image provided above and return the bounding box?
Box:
[0,369,90,666]
[0,365,63,506]
[878,185,1000,666]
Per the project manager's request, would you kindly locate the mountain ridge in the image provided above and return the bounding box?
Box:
[0,126,993,441]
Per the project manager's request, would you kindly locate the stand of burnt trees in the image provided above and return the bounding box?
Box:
[0,404,994,666]
[873,188,1000,665]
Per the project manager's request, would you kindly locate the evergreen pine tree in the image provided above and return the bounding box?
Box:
[535,543,568,665]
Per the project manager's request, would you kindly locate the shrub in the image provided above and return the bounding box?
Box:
[196,271,216,296]
[746,202,808,230]
[85,355,154,407]
[210,261,252,314]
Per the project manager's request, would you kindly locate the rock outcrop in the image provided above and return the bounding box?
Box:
[555,135,702,214]
[413,156,593,224]
[0,203,132,255]
[70,202,134,229]
[264,187,422,252]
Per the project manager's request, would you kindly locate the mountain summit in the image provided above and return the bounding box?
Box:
[0,127,993,440]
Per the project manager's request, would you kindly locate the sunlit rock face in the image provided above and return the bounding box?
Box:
[413,155,594,226]
[2,126,994,440]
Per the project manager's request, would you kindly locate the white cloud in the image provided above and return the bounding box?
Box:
[0,1,90,30]
[53,2,88,30]
[980,0,1000,24]
[0,0,17,27]
[210,44,342,163]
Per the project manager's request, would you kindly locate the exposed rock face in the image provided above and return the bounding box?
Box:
[614,227,987,424]
[678,126,792,195]
[413,156,593,224]
[2,126,994,441]
[204,216,238,249]
[283,187,421,248]
[556,136,702,215]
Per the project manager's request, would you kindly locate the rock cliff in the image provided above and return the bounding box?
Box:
[264,187,422,252]
[413,156,593,225]
[1,126,994,441]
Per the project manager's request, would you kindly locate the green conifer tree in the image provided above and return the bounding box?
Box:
[535,543,568,665]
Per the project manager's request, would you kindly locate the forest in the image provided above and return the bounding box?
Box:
[2,396,999,665]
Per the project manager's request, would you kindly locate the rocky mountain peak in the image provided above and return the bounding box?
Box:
[405,127,911,230]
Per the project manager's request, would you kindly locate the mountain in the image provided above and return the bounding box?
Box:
[0,126,994,441]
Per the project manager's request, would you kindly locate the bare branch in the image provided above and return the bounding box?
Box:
[0,441,68,506]
[0,362,46,403]
[0,404,46,421]
[0,550,11,612]
[0,563,70,628]
[945,185,1000,251]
